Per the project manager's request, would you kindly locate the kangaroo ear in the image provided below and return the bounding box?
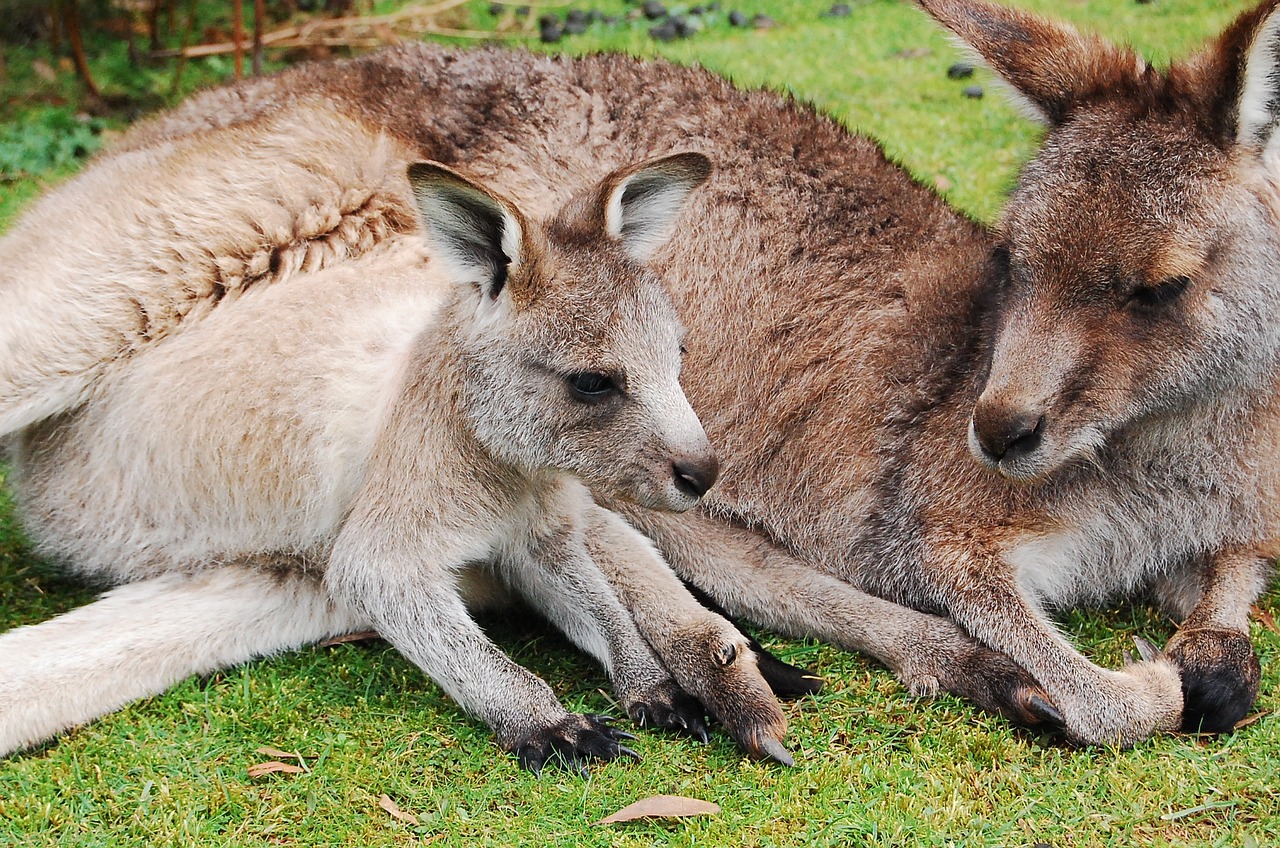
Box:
[602,152,711,263]
[1220,1,1280,159]
[407,162,526,299]
[917,0,1144,125]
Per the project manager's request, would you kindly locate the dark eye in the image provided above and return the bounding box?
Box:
[566,372,618,403]
[1128,275,1191,310]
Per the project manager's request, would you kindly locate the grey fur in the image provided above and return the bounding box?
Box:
[0,116,792,767]
[6,0,1280,751]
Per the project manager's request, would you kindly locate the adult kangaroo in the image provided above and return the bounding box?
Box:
[5,0,1279,747]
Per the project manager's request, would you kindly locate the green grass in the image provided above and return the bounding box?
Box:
[3,1,1279,845]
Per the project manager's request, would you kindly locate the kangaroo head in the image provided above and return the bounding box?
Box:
[922,0,1280,480]
[407,153,717,511]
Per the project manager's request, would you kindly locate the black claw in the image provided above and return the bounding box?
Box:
[628,686,711,743]
[617,745,642,761]
[1027,692,1065,727]
[1133,635,1164,663]
[512,713,642,775]
[756,737,795,767]
[754,649,825,698]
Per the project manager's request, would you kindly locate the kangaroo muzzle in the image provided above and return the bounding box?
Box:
[971,401,1046,465]
[672,453,720,499]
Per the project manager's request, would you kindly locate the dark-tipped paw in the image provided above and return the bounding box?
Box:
[629,683,710,744]
[1166,628,1261,734]
[514,714,640,775]
[754,648,824,699]
[938,646,1061,731]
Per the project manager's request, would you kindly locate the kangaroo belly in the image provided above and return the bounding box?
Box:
[8,242,447,583]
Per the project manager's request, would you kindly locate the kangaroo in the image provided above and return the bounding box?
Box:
[0,102,799,769]
[5,0,1278,749]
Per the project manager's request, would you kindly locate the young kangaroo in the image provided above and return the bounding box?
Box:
[5,0,1277,749]
[0,103,797,768]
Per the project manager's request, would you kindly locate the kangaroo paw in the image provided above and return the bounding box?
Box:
[754,648,824,698]
[664,626,794,765]
[920,642,1058,729]
[1165,627,1261,734]
[513,714,640,775]
[626,678,710,743]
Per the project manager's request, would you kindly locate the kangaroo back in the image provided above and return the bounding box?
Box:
[0,106,417,435]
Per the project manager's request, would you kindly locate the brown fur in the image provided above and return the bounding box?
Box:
[7,0,1280,747]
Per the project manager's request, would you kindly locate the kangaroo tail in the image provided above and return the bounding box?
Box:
[0,566,365,757]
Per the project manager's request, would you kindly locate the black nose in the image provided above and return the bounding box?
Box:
[673,455,720,499]
[972,406,1045,462]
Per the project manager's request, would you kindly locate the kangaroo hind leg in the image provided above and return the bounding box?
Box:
[0,565,365,757]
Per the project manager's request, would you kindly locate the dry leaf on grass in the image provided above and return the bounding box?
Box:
[255,746,313,760]
[1234,711,1271,730]
[318,630,382,647]
[247,761,306,778]
[1251,605,1279,634]
[596,795,720,825]
[379,794,420,825]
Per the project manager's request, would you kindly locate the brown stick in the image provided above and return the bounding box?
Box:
[252,0,264,74]
[49,3,63,55]
[232,0,244,78]
[147,0,516,61]
[147,0,162,51]
[62,0,101,99]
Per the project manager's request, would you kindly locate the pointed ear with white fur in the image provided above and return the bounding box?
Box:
[917,0,1145,125]
[407,162,526,299]
[1233,3,1280,158]
[602,152,711,263]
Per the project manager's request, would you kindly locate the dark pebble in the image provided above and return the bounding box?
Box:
[538,12,558,26]
[673,14,700,35]
[690,4,704,14]
[823,3,852,17]
[962,85,984,98]
[947,62,975,79]
[515,5,529,15]
[540,21,563,42]
[752,12,776,28]
[488,2,504,15]
[642,0,667,19]
[727,9,747,26]
[649,20,679,40]
[565,18,588,33]
[566,8,589,24]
